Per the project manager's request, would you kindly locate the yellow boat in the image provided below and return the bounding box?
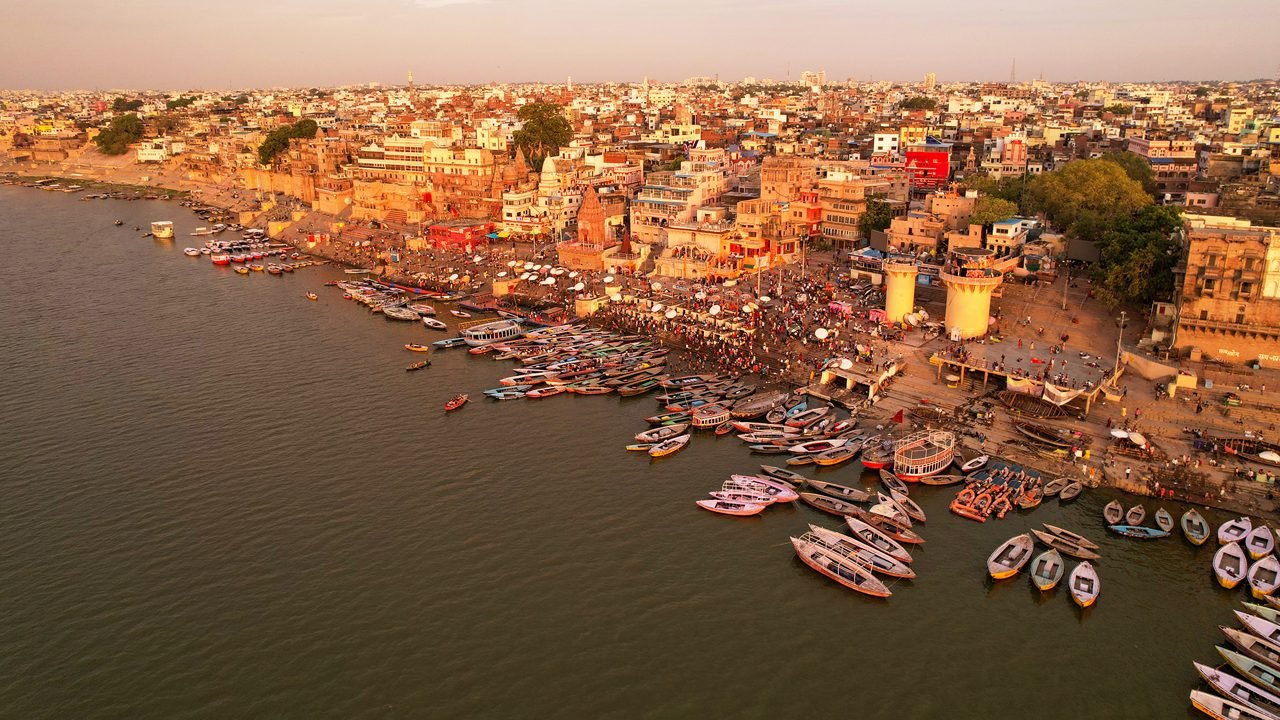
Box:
[404,344,431,353]
[234,266,249,275]
[305,292,318,301]
[987,534,1033,580]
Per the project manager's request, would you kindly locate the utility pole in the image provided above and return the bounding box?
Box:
[1061,264,1069,311]
[1113,310,1128,379]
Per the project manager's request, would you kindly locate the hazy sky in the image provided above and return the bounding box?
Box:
[2,0,1276,90]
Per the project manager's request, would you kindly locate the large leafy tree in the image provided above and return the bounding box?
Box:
[1025,159,1152,232]
[899,97,937,111]
[512,103,572,167]
[969,197,1019,227]
[95,114,144,155]
[257,119,318,166]
[961,172,1026,206]
[1101,151,1156,197]
[859,196,893,236]
[1092,205,1183,306]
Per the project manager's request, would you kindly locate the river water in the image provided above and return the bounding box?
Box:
[0,186,1242,718]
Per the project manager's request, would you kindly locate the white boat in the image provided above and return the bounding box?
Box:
[1237,610,1280,646]
[1068,561,1100,607]
[382,306,420,321]
[344,268,372,274]
[635,423,690,443]
[1221,517,1255,545]
[960,454,989,473]
[182,247,201,256]
[1247,525,1276,560]
[190,227,216,236]
[843,516,913,564]
[461,319,525,347]
[790,532,892,597]
[151,221,174,238]
[408,303,437,316]
[807,525,916,579]
[987,534,1034,579]
[1191,665,1280,719]
[1251,556,1280,599]
[1189,689,1272,720]
[422,317,448,330]
[450,309,472,318]
[728,475,799,503]
[1215,542,1249,589]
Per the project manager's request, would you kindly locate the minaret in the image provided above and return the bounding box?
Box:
[882,260,918,325]
[407,70,415,103]
[941,247,1004,339]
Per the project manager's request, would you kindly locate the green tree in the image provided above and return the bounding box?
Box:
[512,103,572,167]
[257,119,318,166]
[860,196,893,236]
[112,98,143,112]
[1103,103,1132,116]
[1101,151,1156,197]
[1092,205,1183,306]
[165,96,196,110]
[94,113,144,155]
[1193,86,1211,98]
[1025,159,1152,232]
[899,96,937,111]
[154,115,184,135]
[969,197,1019,227]
[962,172,1027,206]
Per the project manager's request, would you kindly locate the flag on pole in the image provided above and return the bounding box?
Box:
[892,409,904,424]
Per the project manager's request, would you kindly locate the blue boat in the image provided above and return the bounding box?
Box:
[433,337,468,348]
[1108,524,1170,540]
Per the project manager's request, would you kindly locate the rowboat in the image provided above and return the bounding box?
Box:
[807,525,916,579]
[790,532,892,598]
[1189,689,1273,720]
[1031,529,1102,560]
[1107,524,1169,540]
[733,421,790,434]
[1125,505,1145,525]
[1267,596,1280,612]
[785,406,831,429]
[1222,517,1255,545]
[649,434,690,458]
[843,516,913,564]
[1244,602,1280,626]
[1042,524,1100,550]
[1182,509,1211,545]
[696,499,766,516]
[987,534,1034,579]
[1216,542,1249,589]
[626,443,656,452]
[1058,481,1083,502]
[449,309,472,318]
[1247,525,1277,560]
[960,455,989,473]
[405,343,431,352]
[800,491,862,517]
[871,497,913,528]
[918,474,966,486]
[183,247,201,256]
[422,317,448,330]
[1217,646,1280,696]
[786,455,816,467]
[813,445,859,466]
[1029,548,1065,591]
[1043,477,1068,497]
[1249,556,1280,599]
[709,484,776,506]
[1154,508,1174,533]
[1103,500,1124,525]
[879,470,909,495]
[433,337,467,348]
[1239,610,1280,646]
[235,266,250,275]
[997,390,1066,418]
[636,423,690,443]
[749,444,787,454]
[1192,662,1280,719]
[443,394,468,411]
[525,386,566,399]
[889,489,926,523]
[1069,561,1100,607]
[759,466,807,485]
[730,475,799,502]
[787,438,847,455]
[405,360,430,371]
[1013,420,1089,449]
[848,506,925,545]
[806,479,871,503]
[304,292,318,301]
[1224,626,1280,675]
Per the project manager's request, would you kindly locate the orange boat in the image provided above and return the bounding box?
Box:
[444,394,469,412]
[950,501,988,523]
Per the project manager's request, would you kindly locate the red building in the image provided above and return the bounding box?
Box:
[429,219,494,250]
[904,139,952,192]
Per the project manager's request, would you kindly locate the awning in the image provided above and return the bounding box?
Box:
[486,232,499,239]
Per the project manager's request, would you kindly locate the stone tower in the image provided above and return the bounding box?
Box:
[577,186,605,248]
[941,247,1004,339]
[882,260,918,325]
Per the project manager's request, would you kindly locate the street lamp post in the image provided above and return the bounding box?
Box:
[1113,310,1128,379]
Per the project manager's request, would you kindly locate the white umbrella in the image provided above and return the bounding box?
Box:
[551,268,563,276]
[1128,432,1147,447]
[652,303,664,312]
[473,255,483,263]
[572,282,585,291]
[507,260,518,267]
[609,292,622,302]
[533,264,543,271]
[709,304,721,316]
[1110,428,1129,439]
[603,275,614,283]
[695,291,706,300]
[651,282,662,291]
[760,296,772,303]
[1261,451,1280,463]
[838,358,854,370]
[497,271,508,278]
[568,271,578,279]
[541,277,555,286]
[448,273,459,281]
[815,328,829,340]
[520,272,531,280]
[665,310,678,319]
[724,279,737,287]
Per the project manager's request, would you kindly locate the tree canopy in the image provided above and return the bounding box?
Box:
[1025,158,1152,233]
[859,197,893,237]
[1092,205,1184,306]
[1103,103,1132,116]
[899,96,937,111]
[969,197,1019,227]
[257,118,318,166]
[962,172,1027,207]
[512,103,572,167]
[94,114,144,155]
[165,96,196,110]
[112,98,143,112]
[1101,151,1157,197]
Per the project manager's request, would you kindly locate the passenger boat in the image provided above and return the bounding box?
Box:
[1223,626,1280,674]
[1247,525,1277,560]
[648,434,690,458]
[1193,662,1280,719]
[799,491,862,517]
[871,497,912,528]
[1030,548,1065,591]
[893,430,956,481]
[1031,529,1102,560]
[987,534,1034,579]
[805,479,871,503]
[1069,561,1100,607]
[151,221,174,239]
[730,475,799,503]
[759,465,807,485]
[1042,524,1100,550]
[1043,477,1068,497]
[889,489,926,523]
[843,516,913,564]
[1181,509,1211,546]
[1103,500,1124,525]
[211,253,231,266]
[696,499,766,516]
[1217,646,1280,695]
[708,482,775,506]
[790,532,892,598]
[1154,508,1174,533]
[878,470,909,495]
[918,474,966,486]
[461,319,524,347]
[1215,541,1249,589]
[636,423,690,443]
[691,404,731,428]
[1058,481,1083,502]
[444,394,469,412]
[960,455,989,473]
[1125,505,1145,525]
[806,525,916,579]
[860,441,894,471]
[1221,517,1255,545]
[183,247,201,256]
[433,337,467,348]
[1249,556,1280,599]
[405,360,430,371]
[730,390,789,419]
[1189,688,1273,720]
[1107,524,1170,540]
[305,292,318,301]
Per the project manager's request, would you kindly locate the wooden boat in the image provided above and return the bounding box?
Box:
[1249,556,1280,600]
[749,444,787,454]
[997,390,1066,418]
[872,497,913,528]
[404,343,431,352]
[730,390,789,419]
[960,455,989,473]
[525,386,567,399]
[1016,485,1043,510]
[1058,481,1083,502]
[919,473,966,486]
[648,434,690,458]
[1247,525,1277,560]
[569,385,613,395]
[787,438,847,455]
[1266,596,1280,612]
[813,445,858,466]
[1103,500,1124,525]
[422,317,448,330]
[1043,477,1068,496]
[800,491,862,517]
[843,516,913,564]
[444,394,469,411]
[1217,646,1280,696]
[405,360,430,371]
[1244,602,1280,626]
[848,506,925,545]
[1239,610,1280,646]
[635,423,690,443]
[626,443,656,452]
[878,470,909,495]
[1189,689,1273,720]
[449,309,472,318]
[709,485,775,506]
[696,499,766,516]
[790,532,892,598]
[730,475,799,503]
[759,466,807,485]
[987,534,1034,579]
[1125,505,1146,525]
[1182,509,1211,546]
[1216,541,1249,589]
[1068,561,1100,607]
[1154,508,1174,533]
[1222,517,1255,545]
[1031,529,1102,560]
[1042,524,1101,550]
[714,422,736,436]
[1013,420,1091,448]
[1107,524,1170,540]
[785,406,831,429]
[806,478,871,503]
[786,455,816,467]
[1029,548,1065,591]
[807,525,916,579]
[1224,626,1280,674]
[646,411,691,425]
[1192,663,1280,719]
[889,489,926,523]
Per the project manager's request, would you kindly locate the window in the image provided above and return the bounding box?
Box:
[1203,279,1216,293]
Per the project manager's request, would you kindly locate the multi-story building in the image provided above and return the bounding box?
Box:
[630,161,726,244]
[886,212,947,254]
